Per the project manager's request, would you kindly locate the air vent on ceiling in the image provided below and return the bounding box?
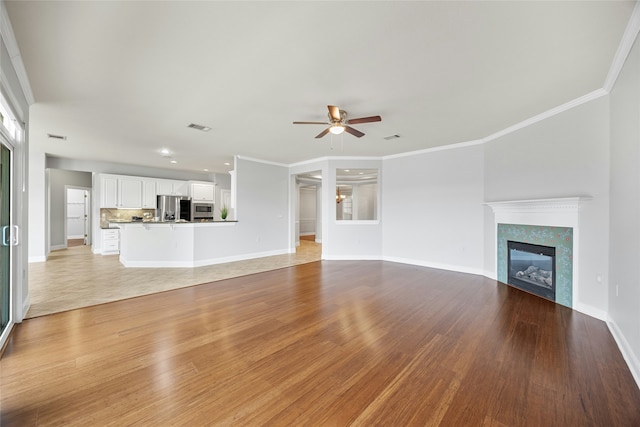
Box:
[383,134,400,140]
[187,123,211,132]
[47,133,67,140]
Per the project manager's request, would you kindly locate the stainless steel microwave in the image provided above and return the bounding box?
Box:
[192,202,214,220]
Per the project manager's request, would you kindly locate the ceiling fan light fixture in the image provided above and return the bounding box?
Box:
[329,124,345,135]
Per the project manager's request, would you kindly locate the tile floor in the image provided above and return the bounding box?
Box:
[27,240,321,318]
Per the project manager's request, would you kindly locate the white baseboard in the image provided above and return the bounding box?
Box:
[28,256,46,263]
[607,318,640,390]
[21,296,30,322]
[383,256,485,276]
[573,302,607,321]
[50,244,66,251]
[324,254,383,261]
[67,235,84,239]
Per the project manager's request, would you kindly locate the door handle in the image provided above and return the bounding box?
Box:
[2,225,20,246]
[12,225,19,246]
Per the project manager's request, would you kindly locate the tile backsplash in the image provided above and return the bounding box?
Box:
[100,208,156,227]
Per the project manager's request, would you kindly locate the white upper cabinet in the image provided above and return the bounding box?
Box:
[101,176,118,208]
[118,178,143,208]
[100,174,188,208]
[157,179,188,196]
[190,182,215,201]
[100,175,142,208]
[142,180,157,209]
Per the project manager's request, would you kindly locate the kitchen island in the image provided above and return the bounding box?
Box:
[117,221,242,268]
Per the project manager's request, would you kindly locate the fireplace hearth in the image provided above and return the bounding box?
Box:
[507,240,556,301]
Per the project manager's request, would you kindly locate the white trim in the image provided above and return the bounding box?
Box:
[607,319,640,390]
[0,1,35,105]
[384,256,485,276]
[335,220,380,225]
[28,256,46,263]
[289,156,331,168]
[21,295,29,320]
[383,139,484,160]
[603,1,640,92]
[50,244,66,251]
[236,155,288,168]
[483,89,608,144]
[573,303,607,322]
[323,254,383,261]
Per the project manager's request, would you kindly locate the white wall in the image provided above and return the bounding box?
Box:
[609,35,640,385]
[382,144,485,274]
[484,96,611,318]
[233,157,289,256]
[325,158,383,260]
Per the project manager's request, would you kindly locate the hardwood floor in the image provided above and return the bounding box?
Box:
[3,261,639,425]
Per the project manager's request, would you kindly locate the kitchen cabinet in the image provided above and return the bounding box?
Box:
[190,182,215,201]
[100,174,188,208]
[118,178,143,208]
[101,176,118,208]
[102,228,120,254]
[157,179,188,196]
[100,175,143,208]
[142,180,157,208]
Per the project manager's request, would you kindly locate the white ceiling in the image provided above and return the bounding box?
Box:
[4,1,636,174]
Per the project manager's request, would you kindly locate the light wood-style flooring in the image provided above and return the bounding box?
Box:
[27,240,321,318]
[3,261,639,425]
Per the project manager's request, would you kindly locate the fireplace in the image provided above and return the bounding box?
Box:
[487,197,586,310]
[507,240,556,301]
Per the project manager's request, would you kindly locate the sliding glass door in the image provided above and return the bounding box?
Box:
[0,141,11,338]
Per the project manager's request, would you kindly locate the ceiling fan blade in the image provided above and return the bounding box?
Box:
[315,128,331,139]
[344,126,365,138]
[347,115,382,125]
[327,105,341,121]
[293,121,328,125]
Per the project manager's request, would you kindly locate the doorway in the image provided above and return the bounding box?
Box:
[295,170,322,248]
[65,186,91,247]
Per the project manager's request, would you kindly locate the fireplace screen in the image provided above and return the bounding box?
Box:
[507,240,556,301]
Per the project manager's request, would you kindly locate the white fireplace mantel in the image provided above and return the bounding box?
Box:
[485,197,591,228]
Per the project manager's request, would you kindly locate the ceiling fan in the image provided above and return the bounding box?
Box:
[293,105,381,139]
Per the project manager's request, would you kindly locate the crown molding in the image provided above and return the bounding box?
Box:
[236,155,288,168]
[0,0,35,105]
[382,139,484,161]
[603,0,640,92]
[482,89,608,144]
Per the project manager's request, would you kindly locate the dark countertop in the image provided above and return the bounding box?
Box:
[101,220,236,229]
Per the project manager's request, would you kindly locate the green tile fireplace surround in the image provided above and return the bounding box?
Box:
[497,223,573,308]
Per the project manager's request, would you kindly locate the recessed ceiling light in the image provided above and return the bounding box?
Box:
[344,169,350,172]
[187,123,211,132]
[170,160,177,164]
[160,148,171,156]
[47,133,66,140]
[203,168,209,172]
[224,162,231,166]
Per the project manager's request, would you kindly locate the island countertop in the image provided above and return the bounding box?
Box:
[117,221,248,268]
